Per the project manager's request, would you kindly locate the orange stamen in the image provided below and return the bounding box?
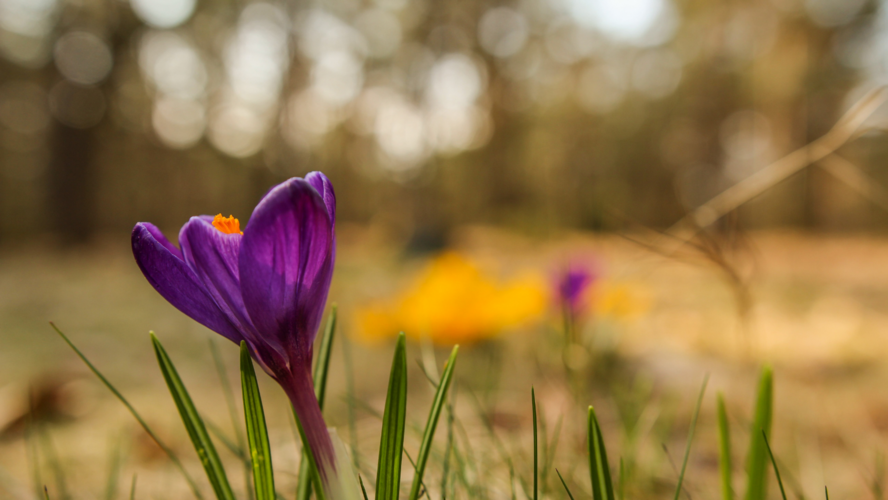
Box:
[212,214,242,235]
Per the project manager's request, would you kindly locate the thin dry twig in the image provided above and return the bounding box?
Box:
[664,85,888,251]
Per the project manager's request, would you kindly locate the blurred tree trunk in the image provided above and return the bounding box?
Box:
[48,119,95,244]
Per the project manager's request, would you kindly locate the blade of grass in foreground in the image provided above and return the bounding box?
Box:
[343,331,362,474]
[240,342,274,500]
[376,333,408,500]
[103,437,122,500]
[209,338,252,500]
[38,425,69,500]
[588,406,615,500]
[440,385,457,500]
[296,306,337,500]
[672,375,709,500]
[745,366,774,500]
[50,323,204,500]
[408,345,459,500]
[717,393,733,500]
[152,333,235,500]
[761,431,787,500]
[26,409,42,500]
[556,470,576,500]
[359,475,369,500]
[542,412,563,495]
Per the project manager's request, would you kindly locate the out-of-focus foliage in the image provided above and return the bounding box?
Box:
[1,0,887,240]
[355,252,547,344]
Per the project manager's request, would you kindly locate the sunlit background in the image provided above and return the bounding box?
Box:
[6,0,888,498]
[1,0,887,240]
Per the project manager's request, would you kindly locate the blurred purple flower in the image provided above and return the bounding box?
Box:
[131,173,339,487]
[557,263,596,321]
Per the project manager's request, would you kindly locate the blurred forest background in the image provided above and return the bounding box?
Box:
[1,0,888,243]
[9,0,888,498]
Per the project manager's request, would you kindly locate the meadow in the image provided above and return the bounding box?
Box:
[2,227,886,499]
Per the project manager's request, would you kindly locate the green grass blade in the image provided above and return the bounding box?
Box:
[314,305,338,408]
[240,342,275,500]
[342,332,363,475]
[26,408,42,500]
[103,437,122,500]
[618,458,625,500]
[38,426,68,500]
[673,375,709,500]
[376,333,408,500]
[824,486,829,499]
[151,333,235,500]
[408,345,459,500]
[210,339,252,500]
[51,324,204,500]
[532,387,538,500]
[204,419,244,459]
[403,449,431,500]
[717,393,734,500]
[761,432,788,500]
[542,414,563,492]
[129,476,137,500]
[440,388,457,500]
[296,306,338,500]
[359,476,369,500]
[588,406,615,500]
[556,470,576,500]
[745,366,774,500]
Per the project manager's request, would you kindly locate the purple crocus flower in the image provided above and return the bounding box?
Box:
[557,263,596,322]
[131,173,340,490]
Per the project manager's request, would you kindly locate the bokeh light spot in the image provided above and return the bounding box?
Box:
[567,0,671,44]
[208,101,266,158]
[152,97,205,149]
[130,0,196,28]
[630,49,682,99]
[426,54,483,110]
[478,7,528,59]
[139,31,207,100]
[54,31,113,85]
[577,64,626,114]
[354,8,402,59]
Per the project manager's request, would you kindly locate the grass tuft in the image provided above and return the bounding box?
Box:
[376,332,408,500]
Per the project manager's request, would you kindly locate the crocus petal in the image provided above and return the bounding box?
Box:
[305,171,336,224]
[132,223,243,343]
[179,217,257,340]
[239,178,334,360]
[141,222,183,259]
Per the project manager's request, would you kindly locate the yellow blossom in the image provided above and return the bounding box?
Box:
[356,252,547,344]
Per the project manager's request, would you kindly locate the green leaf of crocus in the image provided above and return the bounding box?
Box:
[240,341,274,500]
[407,345,458,500]
[745,366,773,500]
[588,406,614,500]
[376,332,408,500]
[151,333,235,500]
